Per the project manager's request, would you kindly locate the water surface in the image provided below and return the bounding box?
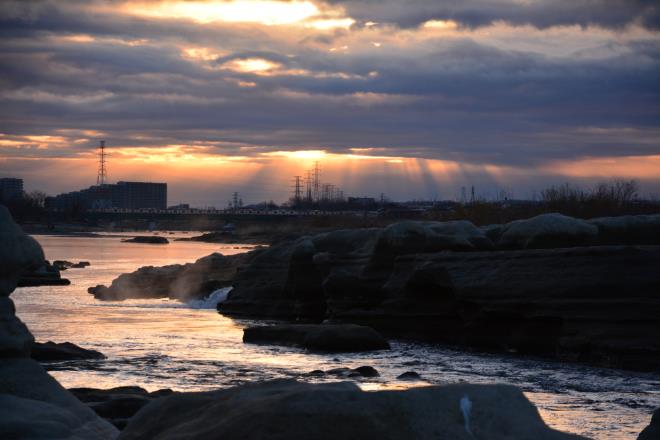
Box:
[12,234,659,439]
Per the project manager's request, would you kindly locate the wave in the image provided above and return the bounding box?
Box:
[92,287,232,310]
[185,287,232,309]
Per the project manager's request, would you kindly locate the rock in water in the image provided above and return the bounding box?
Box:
[122,236,169,244]
[0,205,117,439]
[243,324,390,352]
[638,408,660,440]
[220,214,660,371]
[118,380,585,440]
[31,341,105,362]
[89,251,258,301]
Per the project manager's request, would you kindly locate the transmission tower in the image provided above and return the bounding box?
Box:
[293,176,303,202]
[305,170,313,202]
[232,192,240,210]
[313,161,321,201]
[96,140,107,185]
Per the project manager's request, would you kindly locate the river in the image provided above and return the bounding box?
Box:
[12,234,659,439]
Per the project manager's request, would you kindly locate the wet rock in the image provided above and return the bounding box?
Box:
[397,371,422,380]
[638,408,660,440]
[122,236,169,244]
[325,367,351,376]
[53,260,90,270]
[220,213,660,371]
[243,324,390,352]
[89,251,258,301]
[305,369,325,377]
[0,205,117,439]
[118,380,584,440]
[31,341,105,362]
[352,366,379,377]
[16,260,70,287]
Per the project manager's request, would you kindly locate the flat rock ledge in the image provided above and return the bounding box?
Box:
[243,324,390,352]
[118,379,586,440]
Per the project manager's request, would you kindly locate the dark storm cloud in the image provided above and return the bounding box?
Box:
[332,0,660,30]
[0,0,659,169]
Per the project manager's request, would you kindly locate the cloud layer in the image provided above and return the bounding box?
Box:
[0,0,659,202]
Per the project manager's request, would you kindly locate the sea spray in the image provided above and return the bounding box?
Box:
[186,287,232,309]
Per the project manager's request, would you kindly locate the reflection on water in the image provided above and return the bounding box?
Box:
[12,235,659,439]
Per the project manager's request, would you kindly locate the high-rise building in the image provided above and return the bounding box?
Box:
[0,178,24,203]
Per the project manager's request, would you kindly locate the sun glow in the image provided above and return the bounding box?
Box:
[127,1,320,25]
[221,58,281,74]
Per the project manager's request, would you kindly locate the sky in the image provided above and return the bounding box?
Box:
[0,0,659,206]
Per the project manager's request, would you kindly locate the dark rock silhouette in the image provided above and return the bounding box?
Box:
[89,251,259,301]
[638,408,660,440]
[31,341,105,362]
[70,386,174,430]
[0,205,117,439]
[118,380,585,440]
[122,236,169,244]
[219,214,660,371]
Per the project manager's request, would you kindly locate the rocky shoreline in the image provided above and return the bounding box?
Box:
[3,206,658,438]
[218,213,660,372]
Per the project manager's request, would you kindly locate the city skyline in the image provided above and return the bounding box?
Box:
[1,0,659,205]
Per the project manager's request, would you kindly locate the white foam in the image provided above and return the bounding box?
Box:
[185,287,232,309]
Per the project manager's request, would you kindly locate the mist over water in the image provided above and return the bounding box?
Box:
[12,235,659,439]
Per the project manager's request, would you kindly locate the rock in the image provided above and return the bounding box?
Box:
[31,341,105,362]
[122,236,169,244]
[352,366,379,377]
[219,213,660,371]
[638,408,660,440]
[589,214,660,245]
[397,371,422,380]
[243,324,390,352]
[0,205,117,439]
[498,213,598,249]
[53,260,90,270]
[16,259,70,287]
[69,386,174,430]
[89,251,258,301]
[118,379,584,440]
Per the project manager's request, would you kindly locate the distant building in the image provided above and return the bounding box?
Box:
[0,177,24,203]
[46,181,167,210]
[115,181,167,210]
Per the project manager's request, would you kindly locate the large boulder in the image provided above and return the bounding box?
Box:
[119,380,584,440]
[243,324,390,352]
[0,205,118,439]
[89,251,258,301]
[498,213,598,249]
